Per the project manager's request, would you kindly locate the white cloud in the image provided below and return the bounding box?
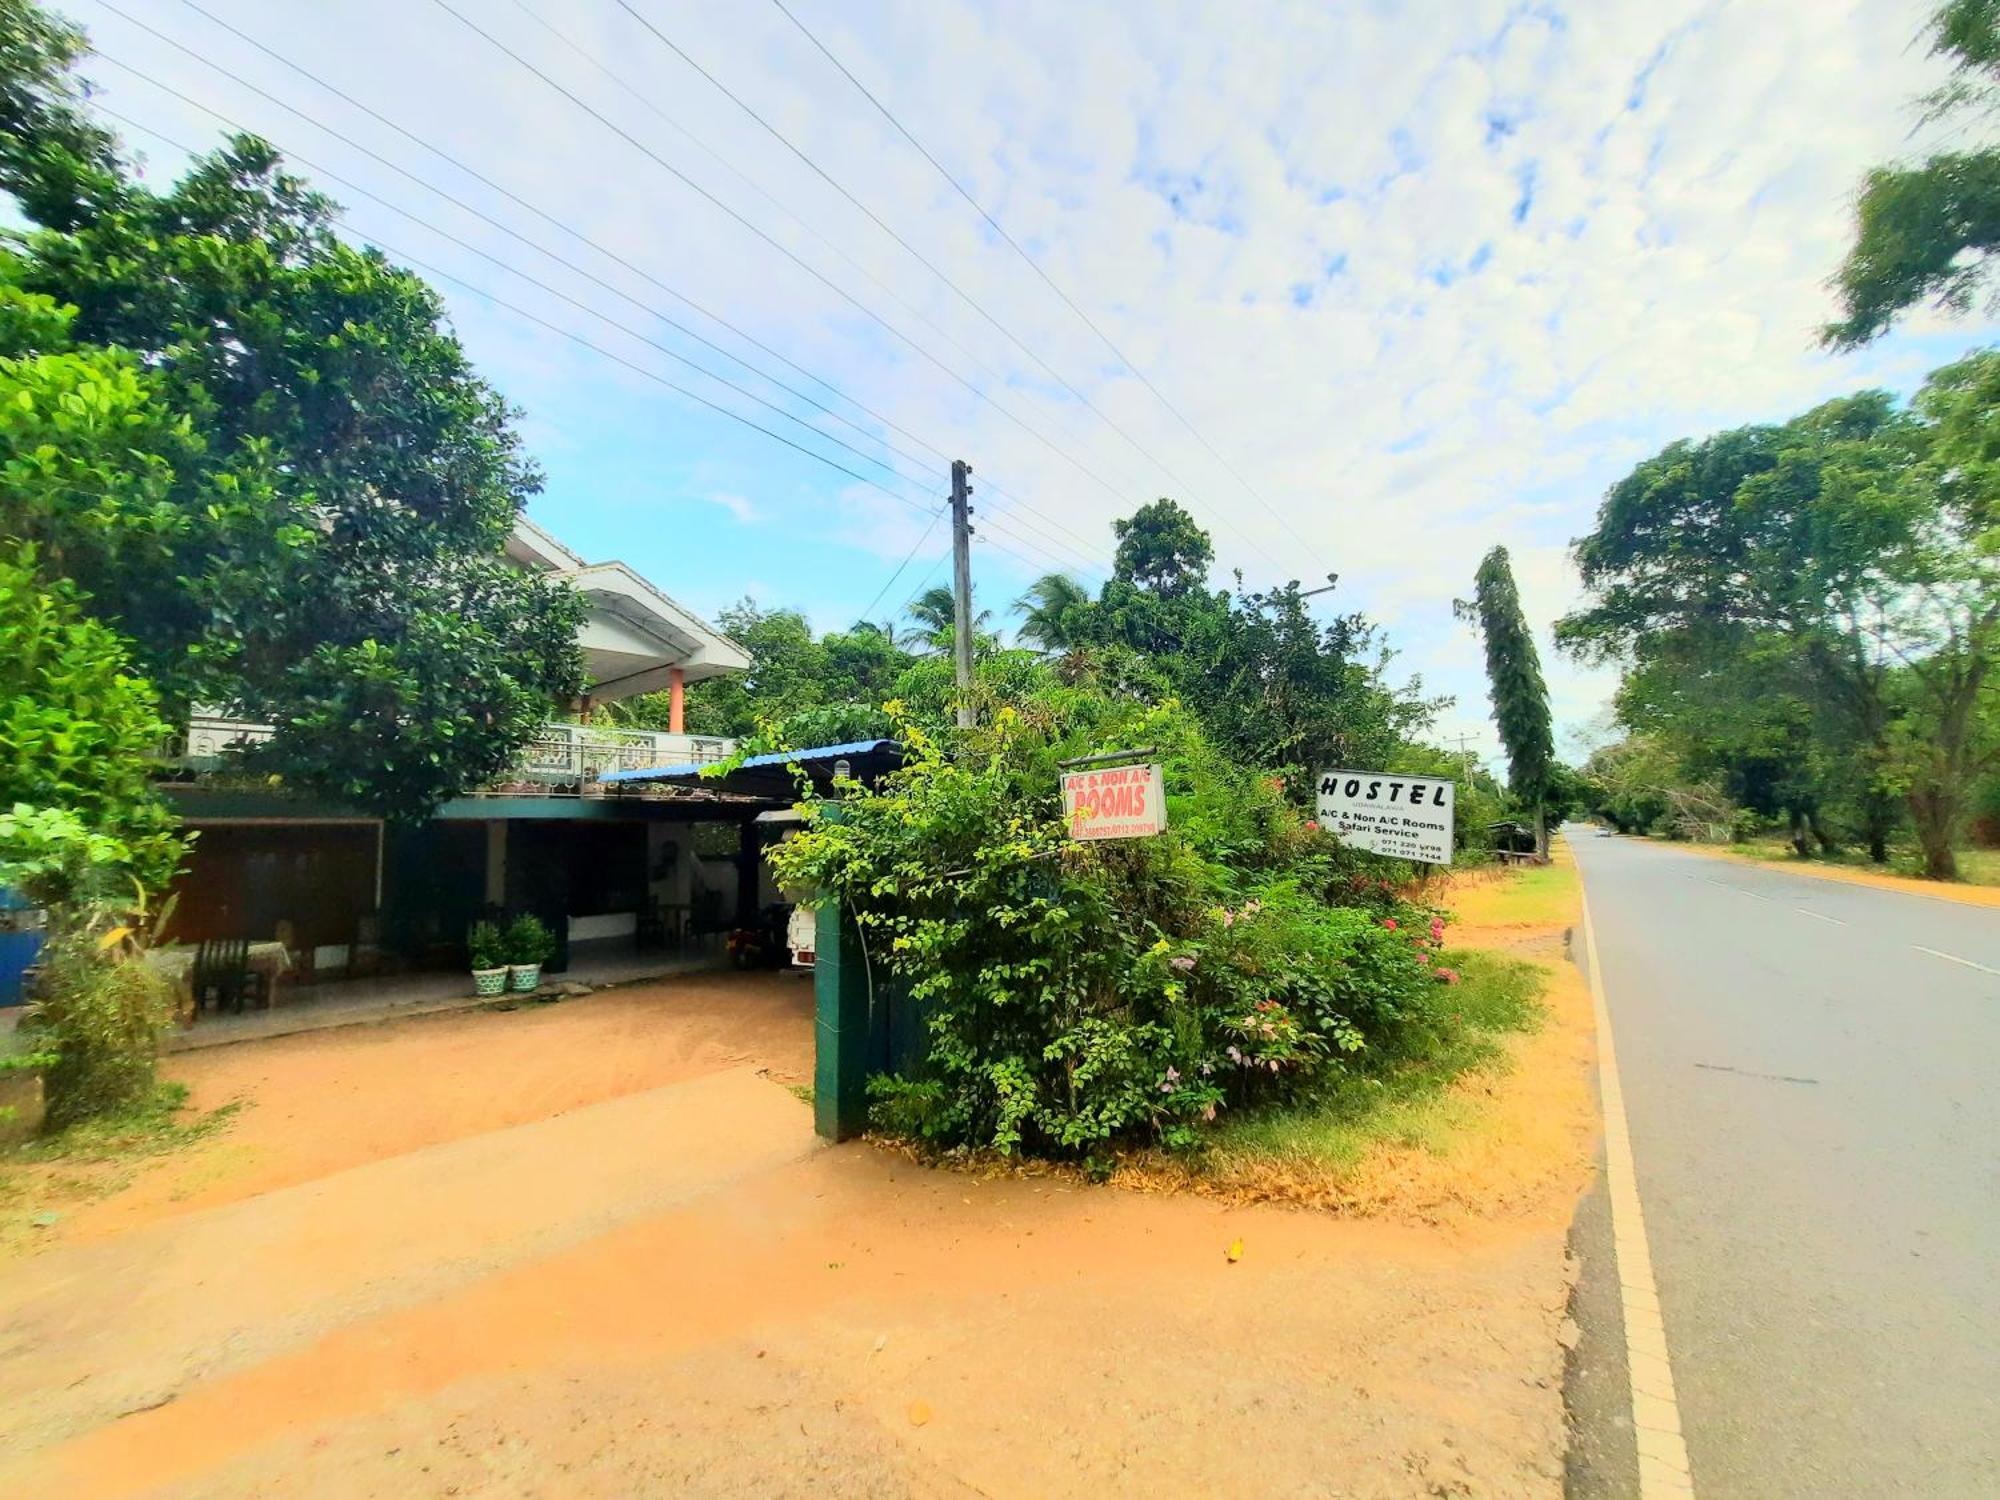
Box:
[74,0,2000,760]
[703,491,759,525]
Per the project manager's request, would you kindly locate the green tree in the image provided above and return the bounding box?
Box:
[1013,572,1094,652]
[1826,2,2000,346]
[0,9,585,819]
[1561,371,2000,878]
[1457,547,1557,854]
[0,542,182,895]
[1111,498,1213,597]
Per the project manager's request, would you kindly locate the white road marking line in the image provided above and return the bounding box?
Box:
[1696,876,1771,902]
[1912,945,2000,977]
[1793,908,1846,926]
[1583,894,1696,1498]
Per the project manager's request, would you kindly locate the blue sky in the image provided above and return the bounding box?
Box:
[57,0,2000,768]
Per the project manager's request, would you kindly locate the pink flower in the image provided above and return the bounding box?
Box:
[1201,1103,1217,1122]
[1170,955,1196,972]
[1416,952,1431,965]
[1304,819,1319,831]
[1383,918,1399,931]
[1438,967,1461,985]
[1429,917,1446,942]
[1268,1059,1280,1073]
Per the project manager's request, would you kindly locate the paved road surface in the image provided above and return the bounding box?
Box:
[1565,829,2000,1498]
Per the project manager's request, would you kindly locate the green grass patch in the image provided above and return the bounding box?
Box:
[0,1082,244,1258]
[788,1083,816,1106]
[1202,948,1546,1175]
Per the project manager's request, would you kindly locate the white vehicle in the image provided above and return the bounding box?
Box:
[786,904,817,968]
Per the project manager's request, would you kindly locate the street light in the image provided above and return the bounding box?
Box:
[1300,572,1340,600]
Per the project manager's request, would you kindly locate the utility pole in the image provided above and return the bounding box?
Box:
[950,459,975,729]
[1450,731,1477,778]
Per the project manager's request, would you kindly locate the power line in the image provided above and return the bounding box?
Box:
[855,506,946,628]
[768,0,1329,576]
[94,10,1108,579]
[93,62,952,519]
[620,0,1284,577]
[416,0,1154,550]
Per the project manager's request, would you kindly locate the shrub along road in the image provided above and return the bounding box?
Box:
[1565,827,2000,1496]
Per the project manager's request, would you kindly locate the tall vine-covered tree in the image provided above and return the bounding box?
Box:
[0,1,586,820]
[1826,1,2000,346]
[1458,546,1557,853]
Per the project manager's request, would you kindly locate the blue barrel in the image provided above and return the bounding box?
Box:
[0,888,43,1007]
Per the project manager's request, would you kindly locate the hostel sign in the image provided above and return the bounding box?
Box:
[1062,763,1168,840]
[1316,769,1454,865]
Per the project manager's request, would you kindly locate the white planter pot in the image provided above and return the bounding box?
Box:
[472,967,508,997]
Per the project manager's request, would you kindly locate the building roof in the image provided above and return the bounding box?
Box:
[506,518,750,700]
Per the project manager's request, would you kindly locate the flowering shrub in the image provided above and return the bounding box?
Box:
[769,687,1452,1158]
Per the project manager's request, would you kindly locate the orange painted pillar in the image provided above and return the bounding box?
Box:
[668,666,685,734]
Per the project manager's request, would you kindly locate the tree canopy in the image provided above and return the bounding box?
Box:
[1560,356,2000,877]
[0,1,586,819]
[1827,1,2000,345]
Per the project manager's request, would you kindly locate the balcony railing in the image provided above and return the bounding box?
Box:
[168,713,734,793]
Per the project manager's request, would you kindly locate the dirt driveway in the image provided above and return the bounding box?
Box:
[0,954,1589,1497]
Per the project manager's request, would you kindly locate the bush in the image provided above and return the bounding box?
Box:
[25,934,175,1129]
[466,920,505,971]
[502,912,554,966]
[770,689,1458,1158]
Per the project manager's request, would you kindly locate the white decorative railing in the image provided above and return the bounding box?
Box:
[509,722,734,785]
[171,713,733,792]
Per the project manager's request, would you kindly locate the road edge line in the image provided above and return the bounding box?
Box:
[1582,892,1695,1498]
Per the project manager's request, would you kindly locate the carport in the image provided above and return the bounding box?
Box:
[603,740,909,1143]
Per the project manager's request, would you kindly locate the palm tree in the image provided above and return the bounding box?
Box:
[901,585,989,652]
[1014,573,1093,652]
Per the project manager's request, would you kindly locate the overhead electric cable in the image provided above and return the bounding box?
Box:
[619,0,1280,571]
[768,0,1328,576]
[419,0,1149,536]
[93,18,1107,577]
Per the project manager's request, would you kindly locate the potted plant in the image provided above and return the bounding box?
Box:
[467,920,507,997]
[503,913,554,993]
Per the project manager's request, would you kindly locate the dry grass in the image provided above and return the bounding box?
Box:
[1115,841,1598,1227]
[1691,838,2000,909]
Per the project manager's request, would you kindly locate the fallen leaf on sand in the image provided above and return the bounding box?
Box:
[1225,1238,1244,1264]
[908,1400,932,1427]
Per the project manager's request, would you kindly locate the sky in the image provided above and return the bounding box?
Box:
[56,0,2000,769]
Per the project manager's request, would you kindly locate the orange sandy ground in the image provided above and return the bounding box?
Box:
[0,867,1599,1499]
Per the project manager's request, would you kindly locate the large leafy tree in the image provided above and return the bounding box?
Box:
[1561,370,2000,878]
[1457,547,1557,853]
[1111,497,1213,597]
[1826,1,2000,346]
[0,3,585,819]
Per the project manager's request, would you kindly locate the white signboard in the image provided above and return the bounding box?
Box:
[1315,769,1454,865]
[1062,763,1168,840]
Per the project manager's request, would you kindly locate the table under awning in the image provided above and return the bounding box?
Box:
[598,739,906,803]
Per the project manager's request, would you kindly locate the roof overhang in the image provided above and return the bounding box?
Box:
[601,740,905,802]
[506,519,751,702]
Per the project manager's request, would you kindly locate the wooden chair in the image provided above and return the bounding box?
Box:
[192,937,266,1015]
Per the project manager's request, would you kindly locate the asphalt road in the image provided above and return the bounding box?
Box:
[1564,828,2000,1498]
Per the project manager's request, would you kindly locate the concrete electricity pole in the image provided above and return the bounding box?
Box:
[950,459,975,729]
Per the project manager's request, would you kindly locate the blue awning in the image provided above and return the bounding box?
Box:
[599,739,904,801]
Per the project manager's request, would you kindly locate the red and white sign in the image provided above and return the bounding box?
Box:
[1061,763,1168,840]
